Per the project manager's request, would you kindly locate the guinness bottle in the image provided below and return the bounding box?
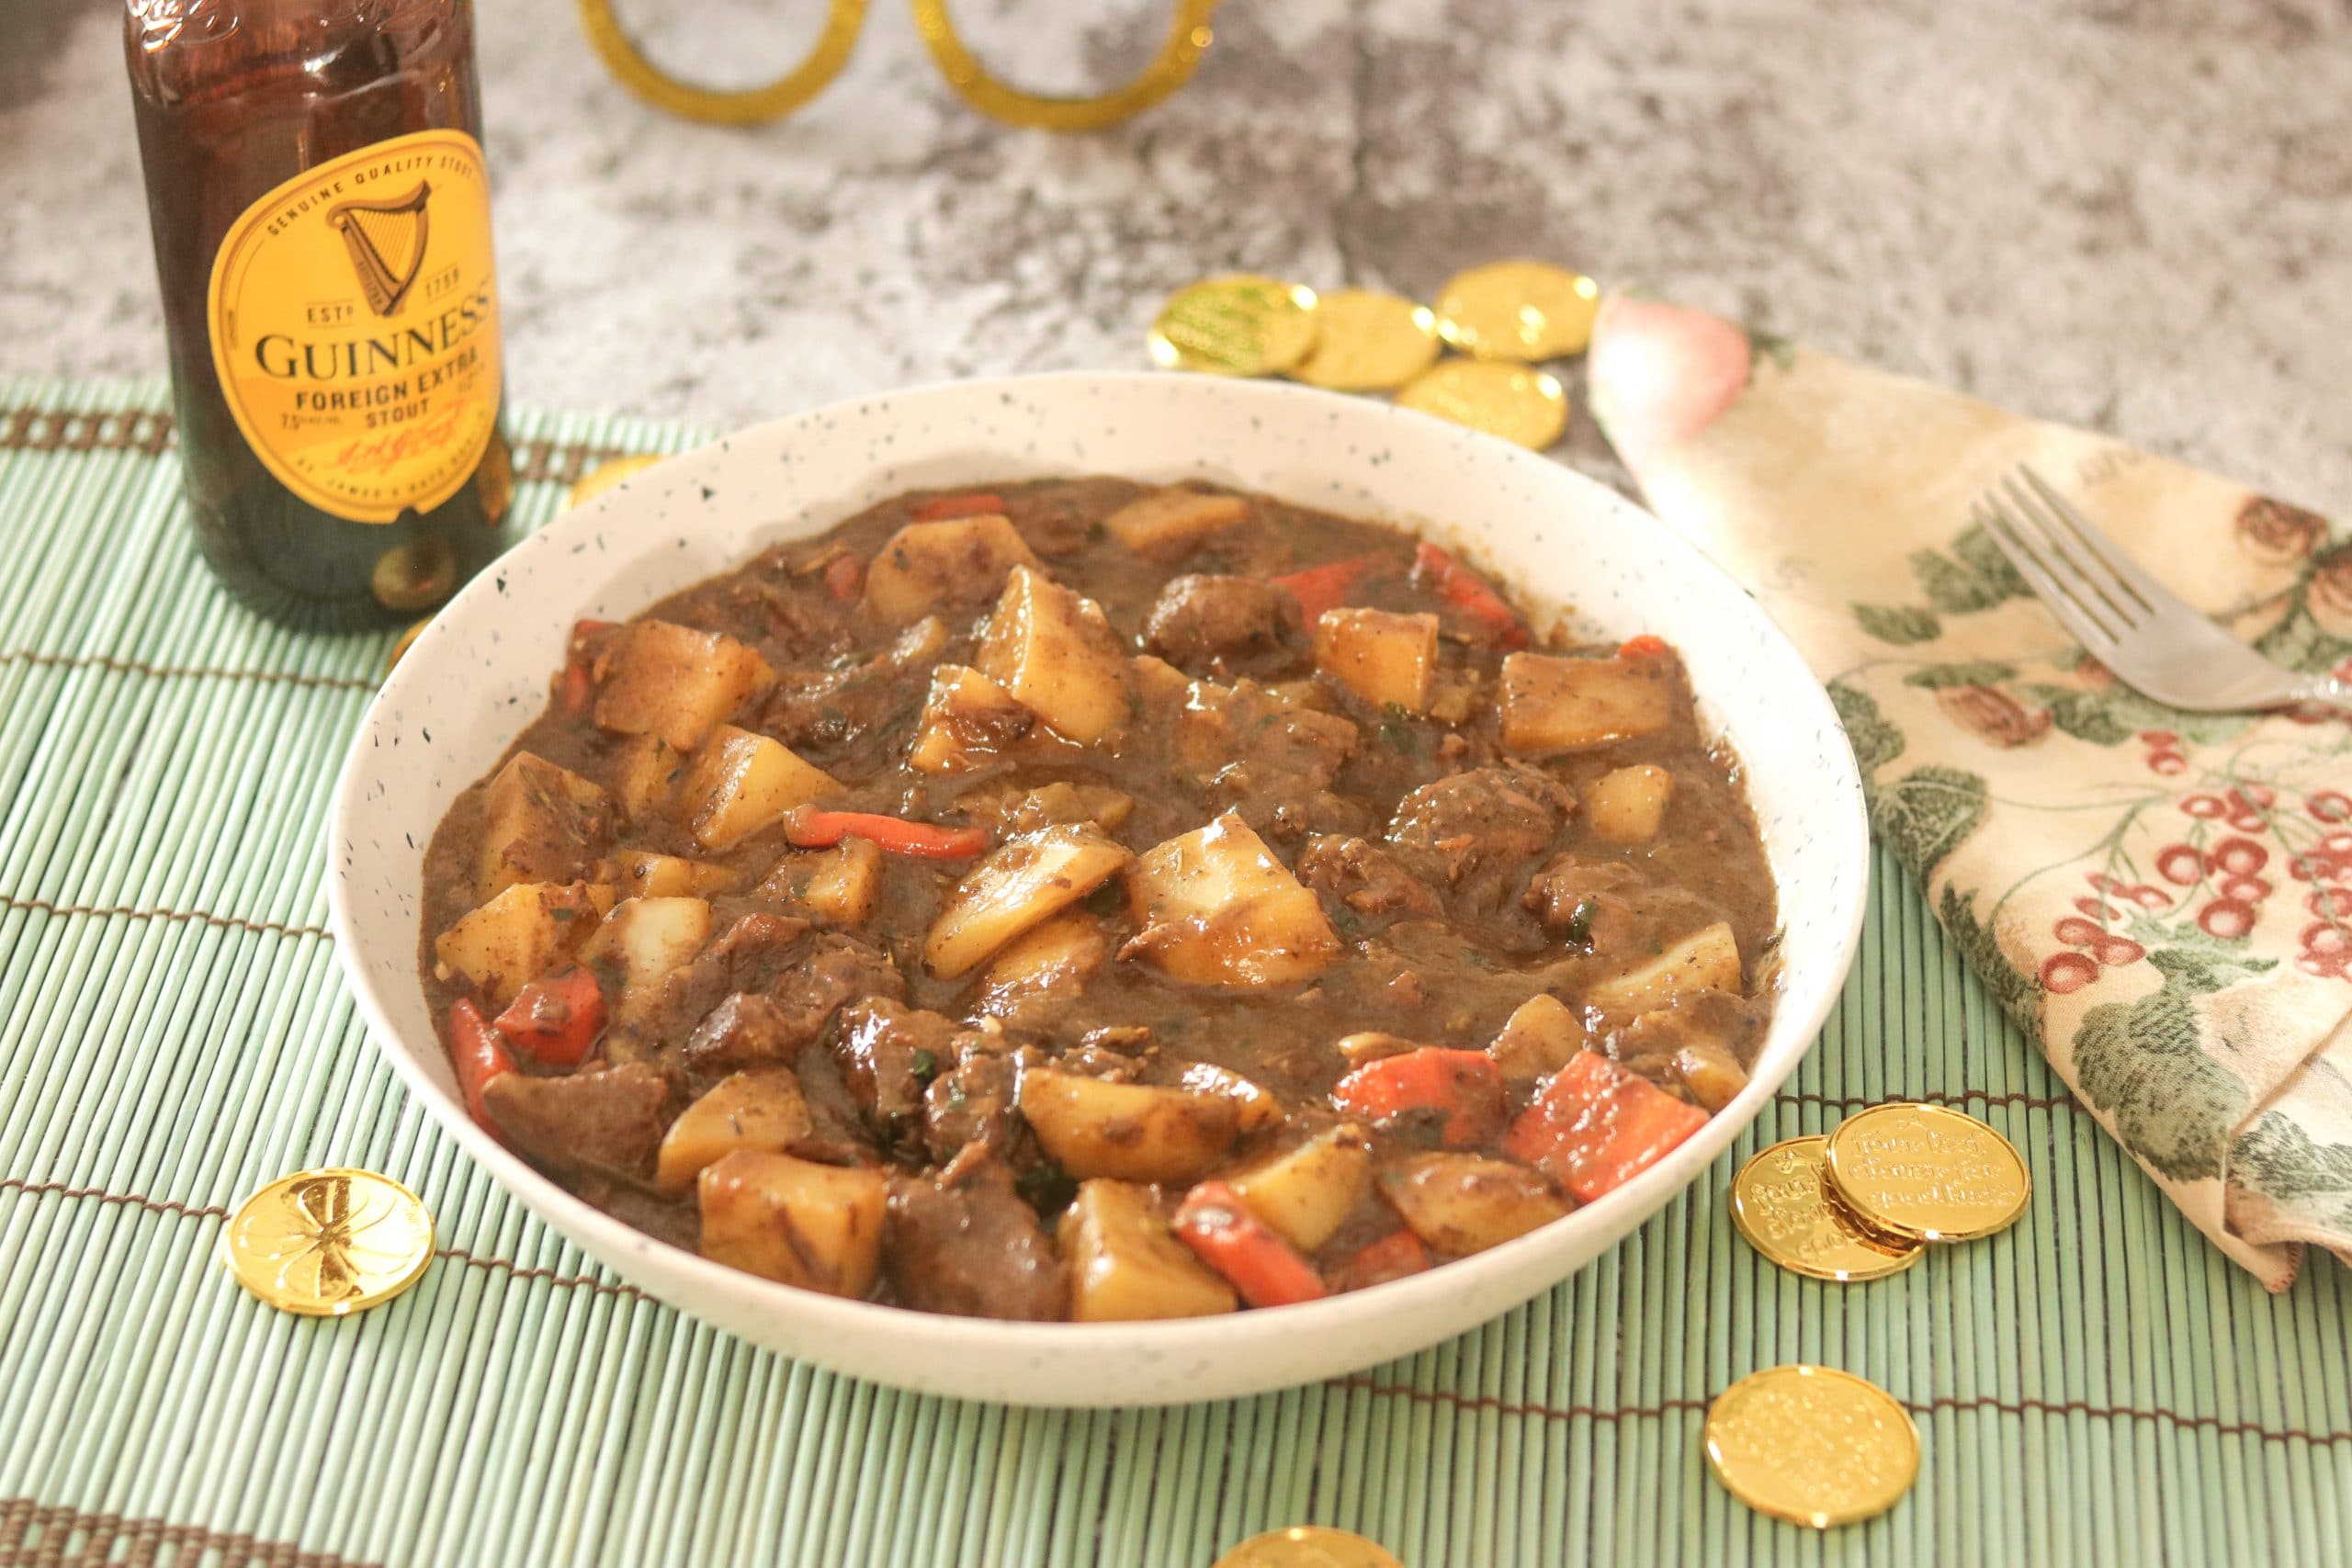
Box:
[125,0,514,631]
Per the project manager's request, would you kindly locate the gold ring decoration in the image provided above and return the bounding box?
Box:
[909,0,1220,132]
[574,0,869,126]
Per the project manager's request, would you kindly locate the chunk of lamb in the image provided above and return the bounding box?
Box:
[1173,679,1359,829]
[832,998,975,1146]
[760,616,947,752]
[886,1153,1069,1321]
[1295,834,1442,923]
[668,924,903,1077]
[481,1062,669,1181]
[1386,767,1576,897]
[1522,853,1726,962]
[924,1039,1023,1165]
[1142,574,1303,673]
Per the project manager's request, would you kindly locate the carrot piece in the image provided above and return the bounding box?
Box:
[493,965,607,1068]
[1412,541,1528,648]
[821,552,863,602]
[1616,633,1671,660]
[557,660,593,717]
[1271,556,1378,622]
[784,807,990,860]
[910,491,1005,523]
[1340,1229,1431,1292]
[1329,1048,1505,1147]
[557,618,616,716]
[1174,1181,1329,1308]
[448,999,516,1126]
[1502,1050,1709,1203]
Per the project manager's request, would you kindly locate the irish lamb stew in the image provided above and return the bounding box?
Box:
[418,478,1778,1320]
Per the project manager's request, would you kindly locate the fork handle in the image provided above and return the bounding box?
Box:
[2286,673,2352,709]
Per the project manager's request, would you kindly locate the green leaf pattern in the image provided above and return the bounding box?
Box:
[1833,501,2352,1261]
[1871,765,1986,877]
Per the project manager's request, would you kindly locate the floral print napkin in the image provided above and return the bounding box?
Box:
[1586,297,2351,1288]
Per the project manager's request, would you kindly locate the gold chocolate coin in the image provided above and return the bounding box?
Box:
[1824,1102,2031,1243]
[385,616,433,673]
[1148,275,1319,378]
[1730,1136,1923,1282]
[1289,288,1442,391]
[1212,1525,1406,1568]
[566,452,665,512]
[1705,1365,1920,1529]
[1393,360,1569,450]
[222,1168,435,1317]
[1433,259,1600,361]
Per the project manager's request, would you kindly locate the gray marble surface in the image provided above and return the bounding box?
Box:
[4,0,2347,510]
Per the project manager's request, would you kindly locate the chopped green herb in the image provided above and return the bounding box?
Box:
[1016,1161,1078,1213]
[1086,521,1108,543]
[1563,898,1596,946]
[549,906,578,922]
[1084,880,1126,916]
[1376,702,1420,755]
[1330,906,1364,938]
[910,1048,939,1083]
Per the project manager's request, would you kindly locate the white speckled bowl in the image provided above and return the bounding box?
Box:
[330,371,1866,1407]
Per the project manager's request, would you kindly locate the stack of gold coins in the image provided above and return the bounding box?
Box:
[1712,1102,2027,1529]
[1731,1102,2030,1280]
[1147,258,1601,452]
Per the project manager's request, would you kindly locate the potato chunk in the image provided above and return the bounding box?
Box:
[656,1068,813,1195]
[1584,921,1743,1015]
[905,664,1037,775]
[582,896,714,1024]
[1018,1068,1239,1183]
[1379,1153,1569,1257]
[1586,764,1674,844]
[1499,651,1676,752]
[592,620,774,751]
[923,825,1132,979]
[976,566,1131,744]
[477,753,613,899]
[434,881,605,1009]
[753,838,885,927]
[1487,993,1586,1082]
[677,726,842,852]
[614,850,740,899]
[1124,814,1340,989]
[1128,652,1192,708]
[1102,488,1250,559]
[863,513,1043,626]
[1313,607,1439,715]
[1058,1179,1238,1321]
[603,735,685,820]
[978,909,1108,1004]
[1175,1062,1284,1134]
[1228,1125,1373,1251]
[697,1150,887,1298]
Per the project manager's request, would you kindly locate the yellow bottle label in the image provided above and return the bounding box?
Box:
[207,129,503,524]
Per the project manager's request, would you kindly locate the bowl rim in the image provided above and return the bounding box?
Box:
[328,369,1869,1368]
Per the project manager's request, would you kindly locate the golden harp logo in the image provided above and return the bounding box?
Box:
[327,180,433,317]
[208,129,501,522]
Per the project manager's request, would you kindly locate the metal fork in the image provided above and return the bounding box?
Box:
[1973,466,2352,713]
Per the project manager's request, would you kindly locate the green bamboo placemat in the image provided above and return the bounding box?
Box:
[0,377,2346,1568]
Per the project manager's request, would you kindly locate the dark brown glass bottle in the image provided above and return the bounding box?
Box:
[125,0,514,632]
